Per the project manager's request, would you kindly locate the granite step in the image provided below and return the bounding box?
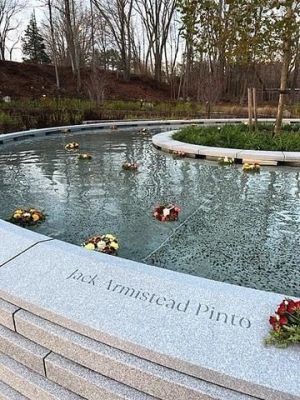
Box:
[0,324,49,375]
[45,352,159,400]
[0,380,29,400]
[14,309,258,400]
[0,298,19,331]
[0,351,84,400]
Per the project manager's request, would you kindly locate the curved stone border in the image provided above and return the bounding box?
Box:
[152,123,300,166]
[0,120,299,400]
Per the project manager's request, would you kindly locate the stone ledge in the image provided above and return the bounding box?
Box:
[0,220,52,266]
[152,129,300,165]
[0,237,298,400]
[15,309,257,400]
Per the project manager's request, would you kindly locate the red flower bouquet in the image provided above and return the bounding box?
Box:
[153,203,180,222]
[265,298,300,348]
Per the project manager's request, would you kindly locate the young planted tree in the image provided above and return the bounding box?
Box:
[271,1,300,134]
[178,0,300,133]
[22,12,51,63]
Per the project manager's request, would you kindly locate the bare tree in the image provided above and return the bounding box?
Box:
[40,0,96,90]
[92,0,134,81]
[163,11,181,98]
[7,33,20,60]
[0,0,27,60]
[134,0,176,82]
[47,0,60,88]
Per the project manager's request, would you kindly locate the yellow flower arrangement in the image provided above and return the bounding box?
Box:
[78,153,92,160]
[242,162,260,172]
[82,234,119,255]
[218,156,234,165]
[65,142,80,150]
[9,208,46,226]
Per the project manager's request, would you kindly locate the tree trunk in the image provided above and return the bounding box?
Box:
[64,0,76,72]
[48,0,60,89]
[274,5,292,135]
[248,87,253,129]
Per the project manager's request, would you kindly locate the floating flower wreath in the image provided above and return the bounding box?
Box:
[61,128,70,134]
[9,208,46,226]
[173,150,186,157]
[242,162,260,172]
[218,156,234,165]
[65,142,80,150]
[138,128,148,134]
[122,162,139,170]
[265,298,300,348]
[110,125,118,130]
[78,153,92,160]
[153,203,181,222]
[82,234,119,255]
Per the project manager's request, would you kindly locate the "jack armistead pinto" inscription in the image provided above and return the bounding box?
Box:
[66,268,252,329]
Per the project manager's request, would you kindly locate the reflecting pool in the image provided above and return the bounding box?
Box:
[1,126,300,297]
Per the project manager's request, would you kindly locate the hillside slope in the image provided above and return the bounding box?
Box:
[0,61,171,102]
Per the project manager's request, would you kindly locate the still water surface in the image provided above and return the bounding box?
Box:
[0,126,300,296]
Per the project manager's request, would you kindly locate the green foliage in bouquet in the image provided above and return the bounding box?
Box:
[265,299,300,348]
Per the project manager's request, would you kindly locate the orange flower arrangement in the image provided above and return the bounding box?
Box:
[9,208,46,226]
